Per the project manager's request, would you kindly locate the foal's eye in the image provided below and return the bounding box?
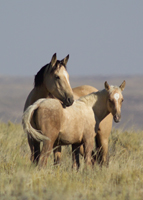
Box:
[55,75,60,80]
[121,99,124,102]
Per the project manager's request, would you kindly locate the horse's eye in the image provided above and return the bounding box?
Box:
[55,75,60,80]
[121,99,124,102]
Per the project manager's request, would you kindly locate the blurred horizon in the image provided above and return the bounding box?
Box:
[0,74,143,131]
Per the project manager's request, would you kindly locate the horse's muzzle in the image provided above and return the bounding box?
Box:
[113,114,121,123]
[64,96,74,107]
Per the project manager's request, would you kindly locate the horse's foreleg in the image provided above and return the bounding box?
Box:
[95,114,112,166]
[79,145,84,156]
[95,134,109,166]
[53,146,62,165]
[84,138,94,167]
[72,144,80,170]
[80,144,95,165]
[100,138,109,166]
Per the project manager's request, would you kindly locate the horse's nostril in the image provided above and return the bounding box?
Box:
[114,115,121,123]
[68,98,72,104]
[67,97,74,106]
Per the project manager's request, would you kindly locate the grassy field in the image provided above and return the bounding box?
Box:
[0,122,143,200]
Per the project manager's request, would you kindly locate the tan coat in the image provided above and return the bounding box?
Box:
[22,81,126,168]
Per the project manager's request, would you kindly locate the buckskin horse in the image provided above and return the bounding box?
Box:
[24,53,74,162]
[22,81,126,168]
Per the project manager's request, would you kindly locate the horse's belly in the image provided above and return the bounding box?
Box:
[59,105,89,144]
[58,129,83,145]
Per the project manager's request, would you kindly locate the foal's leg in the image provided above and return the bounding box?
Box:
[79,145,84,156]
[95,134,109,166]
[79,144,95,165]
[94,115,112,166]
[38,140,54,168]
[53,146,62,165]
[72,144,80,170]
[84,138,94,166]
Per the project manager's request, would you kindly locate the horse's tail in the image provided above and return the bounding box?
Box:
[22,98,50,142]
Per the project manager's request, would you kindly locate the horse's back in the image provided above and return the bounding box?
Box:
[24,86,54,111]
[72,85,98,99]
[34,99,63,138]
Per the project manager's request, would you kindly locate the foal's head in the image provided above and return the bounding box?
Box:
[105,80,126,122]
[35,53,74,107]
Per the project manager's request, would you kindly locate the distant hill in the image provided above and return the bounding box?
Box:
[0,75,143,131]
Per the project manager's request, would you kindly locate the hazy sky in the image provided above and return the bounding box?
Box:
[0,1,143,77]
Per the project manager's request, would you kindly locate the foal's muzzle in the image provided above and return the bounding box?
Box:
[113,114,121,123]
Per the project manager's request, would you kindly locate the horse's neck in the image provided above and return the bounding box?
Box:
[92,90,109,122]
[34,85,53,99]
[80,90,109,122]
[79,93,98,108]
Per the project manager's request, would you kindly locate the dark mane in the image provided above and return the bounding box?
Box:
[34,63,49,87]
[34,60,67,87]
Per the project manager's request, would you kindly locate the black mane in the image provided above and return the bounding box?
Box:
[34,64,49,87]
[34,60,67,87]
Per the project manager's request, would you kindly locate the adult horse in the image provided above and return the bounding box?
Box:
[22,81,126,168]
[24,53,74,162]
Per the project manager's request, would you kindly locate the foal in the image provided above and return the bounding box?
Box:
[22,81,126,168]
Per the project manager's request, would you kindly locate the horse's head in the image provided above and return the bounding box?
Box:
[44,53,74,107]
[104,80,126,123]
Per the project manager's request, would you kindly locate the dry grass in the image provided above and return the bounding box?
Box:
[0,122,143,200]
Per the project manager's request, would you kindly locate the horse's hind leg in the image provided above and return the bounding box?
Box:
[53,146,62,165]
[27,134,40,165]
[72,144,80,170]
[27,134,35,162]
[38,140,54,168]
[33,139,40,165]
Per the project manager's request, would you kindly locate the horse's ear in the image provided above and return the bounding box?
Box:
[51,53,57,67]
[61,54,69,66]
[119,80,126,91]
[104,81,110,91]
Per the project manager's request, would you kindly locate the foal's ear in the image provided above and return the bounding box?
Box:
[104,81,110,91]
[61,54,69,66]
[119,80,126,91]
[51,53,57,67]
